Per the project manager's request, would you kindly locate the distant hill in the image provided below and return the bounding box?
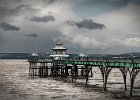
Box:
[0,52,140,59]
[0,53,30,59]
[88,52,140,58]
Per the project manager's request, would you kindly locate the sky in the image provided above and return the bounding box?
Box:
[0,0,140,54]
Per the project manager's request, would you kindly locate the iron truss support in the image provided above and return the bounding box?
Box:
[99,66,112,91]
[129,68,140,96]
[119,67,128,91]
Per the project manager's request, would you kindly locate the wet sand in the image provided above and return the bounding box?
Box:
[0,60,140,100]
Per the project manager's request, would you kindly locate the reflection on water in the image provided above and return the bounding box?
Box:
[0,60,140,100]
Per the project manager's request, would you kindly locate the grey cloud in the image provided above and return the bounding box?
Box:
[0,0,23,5]
[0,30,63,53]
[14,5,38,12]
[68,19,105,30]
[47,0,55,4]
[30,15,55,22]
[25,33,38,38]
[0,33,5,47]
[107,0,122,2]
[0,22,20,31]
[0,5,39,20]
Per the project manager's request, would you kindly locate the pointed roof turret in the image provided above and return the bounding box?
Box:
[79,53,86,57]
[52,40,67,50]
[31,52,38,57]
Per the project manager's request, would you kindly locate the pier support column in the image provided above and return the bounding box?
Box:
[90,66,93,77]
[81,66,84,76]
[45,62,48,77]
[75,65,78,79]
[29,62,32,77]
[71,64,79,82]
[85,65,92,85]
[85,65,88,85]
[71,64,75,82]
[129,68,140,96]
[99,66,112,91]
[119,67,128,90]
[51,63,55,77]
[61,65,64,77]
[65,64,69,76]
[40,62,44,77]
[29,62,37,77]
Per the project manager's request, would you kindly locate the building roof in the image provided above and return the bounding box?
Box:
[31,52,38,56]
[52,46,67,50]
[79,53,87,57]
[52,41,67,50]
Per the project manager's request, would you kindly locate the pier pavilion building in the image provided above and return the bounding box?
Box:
[50,41,69,60]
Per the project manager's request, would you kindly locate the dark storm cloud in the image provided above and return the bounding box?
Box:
[68,19,105,30]
[14,5,38,12]
[25,33,38,38]
[73,0,140,16]
[0,5,39,19]
[30,15,55,22]
[0,22,20,31]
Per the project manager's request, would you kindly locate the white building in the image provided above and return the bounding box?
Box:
[30,52,39,61]
[50,41,69,60]
[31,52,38,57]
[79,53,87,61]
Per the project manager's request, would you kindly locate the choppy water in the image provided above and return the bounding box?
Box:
[0,60,140,100]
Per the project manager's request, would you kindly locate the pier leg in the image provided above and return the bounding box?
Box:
[32,63,35,77]
[72,65,78,79]
[90,66,93,77]
[85,65,88,85]
[35,62,37,77]
[33,68,34,77]
[46,65,48,77]
[41,66,43,77]
[119,67,128,90]
[54,64,58,77]
[51,64,54,77]
[99,67,105,84]
[43,65,46,77]
[104,67,112,91]
[61,66,63,77]
[29,62,31,76]
[75,65,78,79]
[81,66,84,76]
[129,68,140,96]
[65,64,69,76]
[39,66,41,77]
[71,65,74,82]
[99,67,112,91]
[56,65,58,77]
[61,65,66,77]
[85,66,92,85]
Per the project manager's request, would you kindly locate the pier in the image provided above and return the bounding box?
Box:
[28,58,140,96]
[28,41,140,96]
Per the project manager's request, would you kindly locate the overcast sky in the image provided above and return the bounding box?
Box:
[0,0,140,54]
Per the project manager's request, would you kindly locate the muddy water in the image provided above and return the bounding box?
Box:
[0,60,140,100]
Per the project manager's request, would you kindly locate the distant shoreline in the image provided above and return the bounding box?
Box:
[0,59,28,60]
